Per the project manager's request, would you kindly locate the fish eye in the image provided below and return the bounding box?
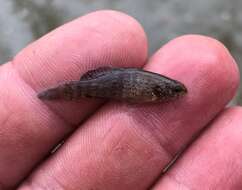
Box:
[174,86,182,92]
[173,85,183,92]
[173,84,187,95]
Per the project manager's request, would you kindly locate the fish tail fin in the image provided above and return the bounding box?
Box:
[37,81,81,100]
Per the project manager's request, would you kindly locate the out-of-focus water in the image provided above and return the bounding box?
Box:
[1,0,241,103]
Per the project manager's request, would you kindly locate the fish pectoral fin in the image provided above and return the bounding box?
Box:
[80,66,113,80]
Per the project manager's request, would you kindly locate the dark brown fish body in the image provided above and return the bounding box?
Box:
[38,67,187,103]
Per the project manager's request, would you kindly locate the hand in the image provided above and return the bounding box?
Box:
[0,10,240,190]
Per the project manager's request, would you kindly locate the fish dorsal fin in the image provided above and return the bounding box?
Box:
[80,66,113,80]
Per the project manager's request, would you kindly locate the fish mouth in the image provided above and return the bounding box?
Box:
[180,83,188,94]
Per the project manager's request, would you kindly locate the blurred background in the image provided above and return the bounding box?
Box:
[0,0,241,104]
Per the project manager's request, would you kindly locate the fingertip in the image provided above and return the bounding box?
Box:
[13,10,148,89]
[165,34,239,81]
[80,10,148,63]
[150,34,239,105]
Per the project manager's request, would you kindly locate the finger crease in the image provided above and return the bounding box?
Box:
[10,60,75,129]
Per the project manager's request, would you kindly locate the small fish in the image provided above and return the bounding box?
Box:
[38,67,187,103]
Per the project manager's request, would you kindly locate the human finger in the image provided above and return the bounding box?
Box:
[153,107,242,190]
[0,10,147,189]
[19,35,239,189]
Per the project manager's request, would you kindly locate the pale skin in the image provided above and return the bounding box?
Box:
[0,10,241,189]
